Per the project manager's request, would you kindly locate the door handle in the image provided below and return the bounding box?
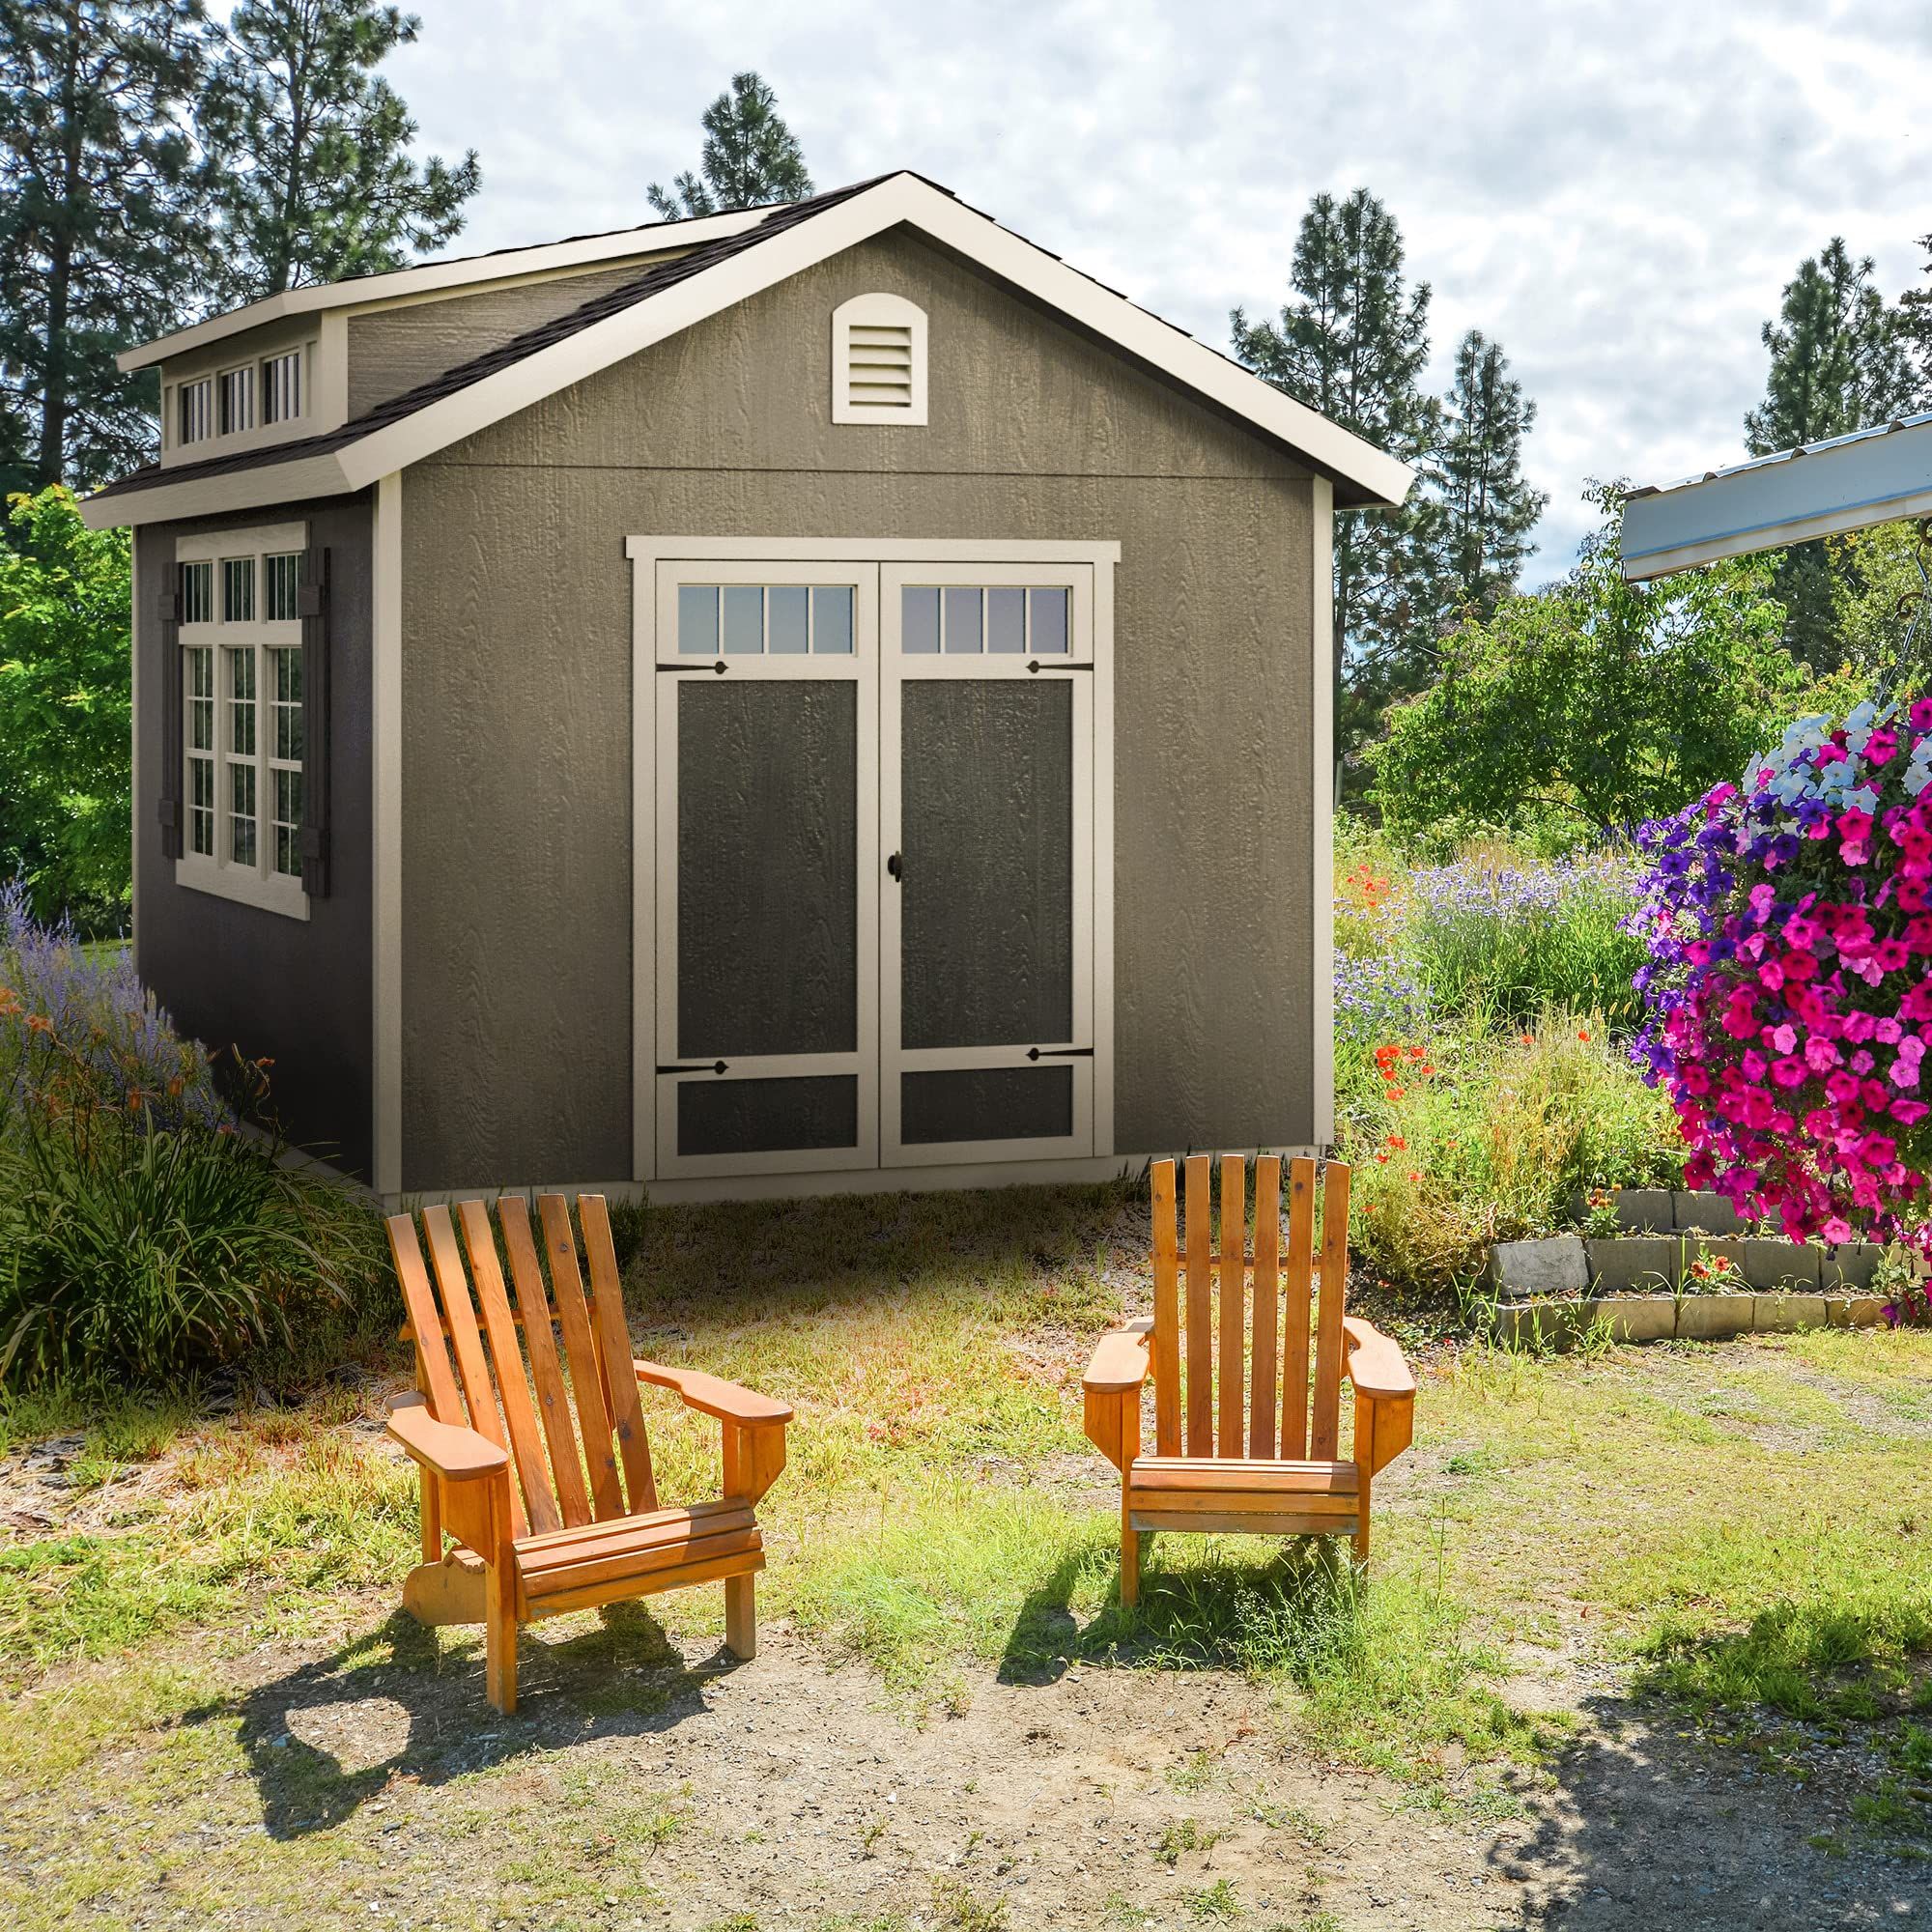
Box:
[887,851,902,882]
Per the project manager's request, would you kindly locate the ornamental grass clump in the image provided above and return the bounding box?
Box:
[1631,696,1932,1249]
[0,883,386,1386]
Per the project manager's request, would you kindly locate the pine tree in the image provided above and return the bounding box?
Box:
[1435,329,1547,617]
[1231,188,1442,775]
[1747,239,1917,454]
[1746,239,1919,665]
[196,1,480,303]
[0,0,207,489]
[647,71,812,220]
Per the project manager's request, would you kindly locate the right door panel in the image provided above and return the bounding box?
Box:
[881,565,1094,1165]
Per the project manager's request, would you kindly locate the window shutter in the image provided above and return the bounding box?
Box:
[156,583,183,860]
[298,546,331,897]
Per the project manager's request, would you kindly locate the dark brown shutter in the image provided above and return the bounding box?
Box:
[156,580,183,861]
[297,546,331,897]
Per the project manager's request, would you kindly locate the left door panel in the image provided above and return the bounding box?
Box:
[653,563,878,1178]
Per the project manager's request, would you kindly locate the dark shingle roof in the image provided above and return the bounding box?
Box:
[92,177,891,502]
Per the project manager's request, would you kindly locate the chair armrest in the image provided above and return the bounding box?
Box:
[634,1359,793,1427]
[1342,1317,1416,1400]
[385,1393,509,1481]
[1082,1317,1154,1395]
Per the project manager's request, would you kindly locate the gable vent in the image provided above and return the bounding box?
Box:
[833,292,927,426]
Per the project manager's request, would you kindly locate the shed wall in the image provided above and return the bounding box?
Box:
[398,228,1320,1191]
[346,261,676,418]
[134,497,376,1175]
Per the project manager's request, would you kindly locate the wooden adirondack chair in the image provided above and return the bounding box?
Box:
[1082,1155,1415,1603]
[384,1192,792,1713]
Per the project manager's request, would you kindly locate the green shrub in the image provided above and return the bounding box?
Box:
[0,1112,386,1386]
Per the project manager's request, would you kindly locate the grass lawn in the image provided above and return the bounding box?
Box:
[6,1181,1932,1928]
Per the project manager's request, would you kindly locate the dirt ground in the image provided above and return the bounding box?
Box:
[13,1599,1928,1932]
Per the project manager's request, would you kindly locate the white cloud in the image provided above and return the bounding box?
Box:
[387,0,1932,572]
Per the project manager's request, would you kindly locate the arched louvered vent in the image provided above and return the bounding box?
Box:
[832,292,927,426]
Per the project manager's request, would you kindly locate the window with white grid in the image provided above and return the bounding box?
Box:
[177,377,213,445]
[175,525,309,918]
[260,349,302,425]
[217,365,253,436]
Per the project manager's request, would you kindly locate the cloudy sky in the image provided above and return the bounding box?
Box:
[375,0,1932,574]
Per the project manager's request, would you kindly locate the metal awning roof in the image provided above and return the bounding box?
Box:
[1620,412,1932,581]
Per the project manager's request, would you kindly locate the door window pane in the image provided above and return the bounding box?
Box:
[901,1065,1073,1144]
[902,585,939,654]
[768,585,810,654]
[987,587,1026,654]
[900,680,1074,1049]
[1029,587,1069,653]
[812,585,854,654]
[677,681,859,1057]
[679,1074,860,1157]
[678,584,719,654]
[943,587,982,654]
[723,583,764,654]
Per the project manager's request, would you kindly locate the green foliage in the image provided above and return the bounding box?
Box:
[0,487,133,929]
[1435,328,1548,619]
[1367,484,1803,840]
[196,0,480,303]
[647,71,812,220]
[0,1,208,487]
[1828,519,1931,682]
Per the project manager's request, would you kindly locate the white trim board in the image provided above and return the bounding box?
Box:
[372,472,405,1199]
[88,174,1410,528]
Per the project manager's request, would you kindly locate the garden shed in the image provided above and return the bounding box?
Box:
[82,172,1410,1206]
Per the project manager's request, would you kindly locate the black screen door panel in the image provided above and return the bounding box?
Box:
[677,681,858,1059]
[899,679,1073,1050]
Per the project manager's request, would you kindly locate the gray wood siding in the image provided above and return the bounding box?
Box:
[399,229,1318,1190]
[134,497,376,1175]
[346,261,673,418]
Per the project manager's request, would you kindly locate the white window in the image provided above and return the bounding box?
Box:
[175,523,309,920]
[831,293,927,425]
[261,348,302,424]
[217,365,253,436]
[177,377,213,445]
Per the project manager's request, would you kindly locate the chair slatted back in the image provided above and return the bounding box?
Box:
[388,1192,659,1538]
[1149,1154,1351,1463]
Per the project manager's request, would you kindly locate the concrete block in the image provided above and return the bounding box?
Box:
[1675,1293,1755,1341]
[1752,1293,1830,1334]
[1596,1295,1677,1343]
[1585,1237,1680,1294]
[1491,1236,1588,1303]
[1741,1238,1821,1292]
[1614,1188,1676,1232]
[1674,1191,1743,1236]
[1825,1294,1889,1329]
[1496,1300,1601,1351]
[1822,1244,1881,1292]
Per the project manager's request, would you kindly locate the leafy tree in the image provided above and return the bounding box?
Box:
[646,71,812,221]
[1231,188,1444,777]
[0,1,207,489]
[1435,328,1547,618]
[1747,240,1920,666]
[1366,485,1804,843]
[0,486,133,930]
[196,1,480,303]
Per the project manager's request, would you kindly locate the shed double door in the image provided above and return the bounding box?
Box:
[653,557,1095,1180]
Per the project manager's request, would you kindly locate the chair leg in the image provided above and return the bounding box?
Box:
[1353,1478,1372,1564]
[724,1572,756,1661]
[484,1560,518,1714]
[1120,1478,1141,1607]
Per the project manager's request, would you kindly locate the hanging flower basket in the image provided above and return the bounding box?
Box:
[1631,697,1932,1249]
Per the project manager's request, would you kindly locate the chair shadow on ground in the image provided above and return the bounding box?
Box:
[185,1602,744,1839]
[997,1532,1358,1685]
